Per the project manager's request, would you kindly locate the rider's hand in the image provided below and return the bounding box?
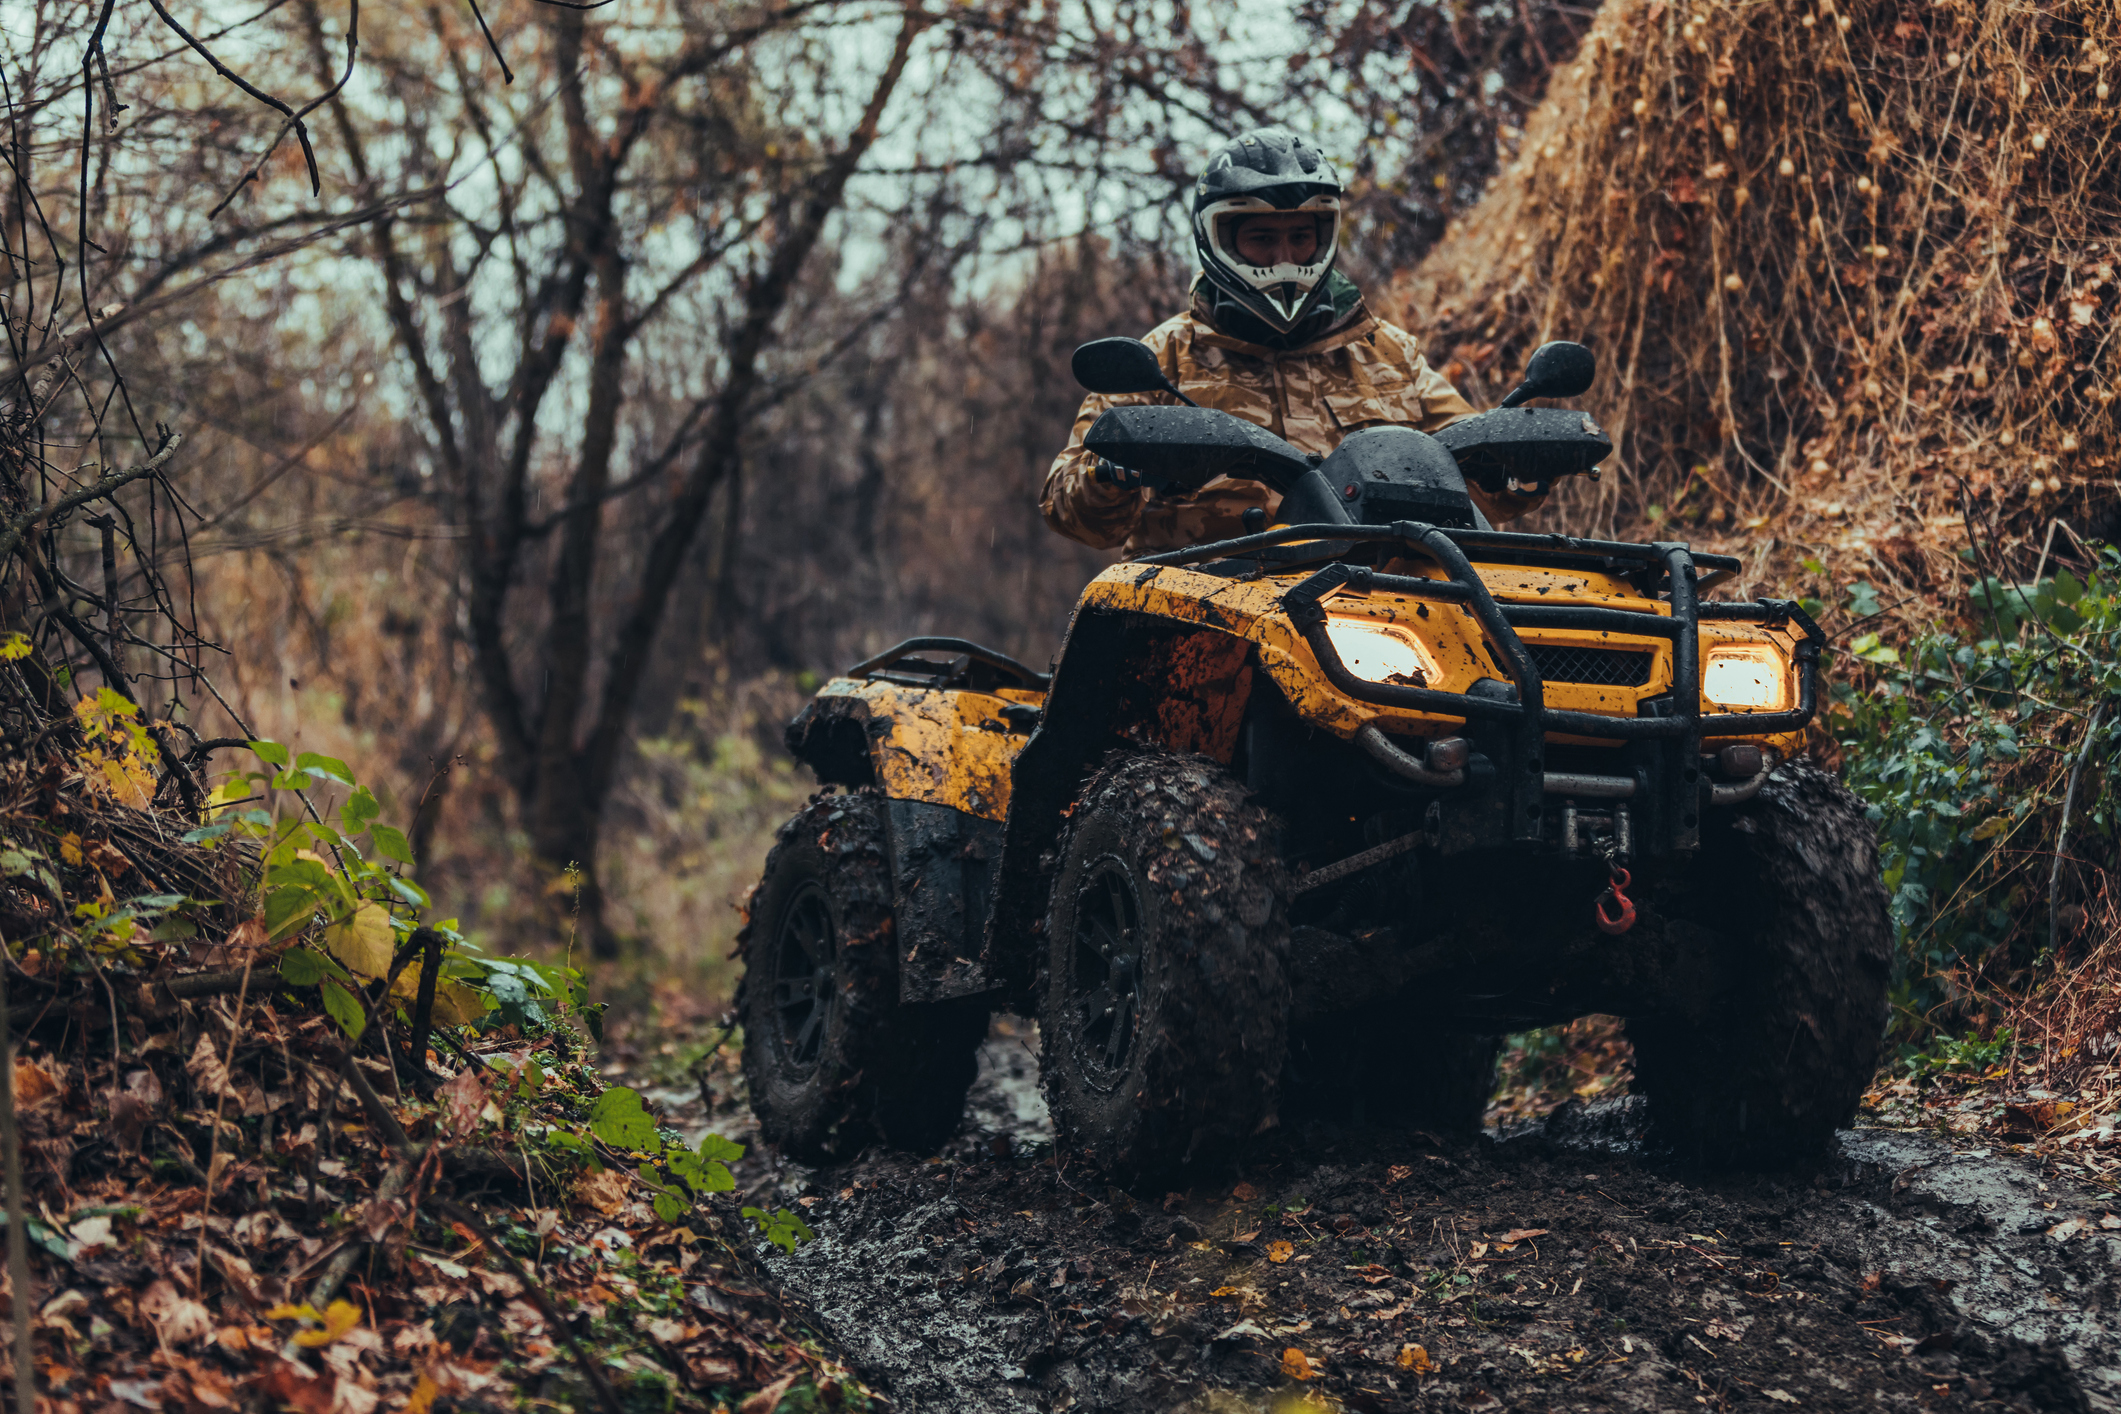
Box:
[1093,458,1165,492]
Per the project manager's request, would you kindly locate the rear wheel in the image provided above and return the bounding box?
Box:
[738,790,985,1162]
[1625,760,1891,1166]
[1039,753,1290,1184]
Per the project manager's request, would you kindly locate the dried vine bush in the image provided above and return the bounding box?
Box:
[1392,0,2121,1067]
[1394,0,2119,565]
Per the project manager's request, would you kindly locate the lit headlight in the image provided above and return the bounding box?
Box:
[1322,617,1440,687]
[1703,644,1792,710]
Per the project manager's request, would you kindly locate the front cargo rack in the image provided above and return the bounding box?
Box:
[1138,520,1825,853]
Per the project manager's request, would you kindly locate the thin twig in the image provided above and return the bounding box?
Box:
[193,949,260,1290]
[0,928,33,1414]
[2049,704,2107,959]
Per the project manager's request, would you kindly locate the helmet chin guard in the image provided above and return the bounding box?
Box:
[1192,128,1345,336]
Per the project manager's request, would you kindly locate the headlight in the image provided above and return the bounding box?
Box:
[1322,617,1440,687]
[1703,644,1792,710]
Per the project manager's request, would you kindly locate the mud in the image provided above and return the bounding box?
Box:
[688,1022,2119,1413]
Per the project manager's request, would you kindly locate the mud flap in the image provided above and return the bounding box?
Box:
[885,798,1001,1003]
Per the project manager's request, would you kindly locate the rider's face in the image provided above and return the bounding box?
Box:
[1230,212,1322,267]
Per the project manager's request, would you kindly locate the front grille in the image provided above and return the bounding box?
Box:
[1527,643,1654,687]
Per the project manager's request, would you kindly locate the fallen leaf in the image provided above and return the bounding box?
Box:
[1501,1228,1548,1244]
[139,1279,213,1348]
[64,1215,114,1260]
[1281,1347,1313,1380]
[1231,1182,1259,1202]
[1860,1271,1882,1294]
[1386,1165,1412,1184]
[1233,1229,1260,1242]
[1397,1343,1434,1374]
[437,1066,488,1141]
[404,1374,441,1414]
[573,1168,628,1216]
[1469,1241,1488,1259]
[247,1359,338,1414]
[1705,1320,1743,1340]
[1764,1392,1800,1406]
[2047,1217,2091,1242]
[13,1060,59,1110]
[1267,1241,1294,1264]
[739,1373,799,1414]
[185,1034,233,1100]
[291,1300,361,1348]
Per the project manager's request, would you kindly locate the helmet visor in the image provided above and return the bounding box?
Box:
[1198,194,1341,326]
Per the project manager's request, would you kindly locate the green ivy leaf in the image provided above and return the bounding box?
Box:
[741,1206,815,1254]
[370,824,413,865]
[247,739,290,768]
[652,1190,690,1225]
[296,752,357,787]
[696,1133,745,1164]
[279,948,328,986]
[320,978,366,1040]
[264,885,322,942]
[341,787,383,834]
[587,1087,661,1154]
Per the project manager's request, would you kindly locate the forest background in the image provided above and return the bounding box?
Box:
[6,0,2116,1060]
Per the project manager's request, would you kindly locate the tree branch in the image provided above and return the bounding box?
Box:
[583,7,928,804]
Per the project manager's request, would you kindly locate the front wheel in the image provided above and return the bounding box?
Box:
[1626,761,1892,1166]
[737,790,985,1163]
[1039,753,1291,1184]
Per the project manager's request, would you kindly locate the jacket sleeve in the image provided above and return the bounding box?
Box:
[1387,328,1477,432]
[1040,391,1146,550]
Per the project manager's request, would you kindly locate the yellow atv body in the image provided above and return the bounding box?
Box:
[739,341,1889,1179]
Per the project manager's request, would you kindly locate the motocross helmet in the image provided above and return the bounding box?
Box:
[1193,128,1344,336]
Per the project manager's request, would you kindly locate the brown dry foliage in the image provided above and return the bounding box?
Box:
[1393,0,2119,602]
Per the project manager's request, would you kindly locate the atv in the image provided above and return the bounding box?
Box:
[735,336,1891,1180]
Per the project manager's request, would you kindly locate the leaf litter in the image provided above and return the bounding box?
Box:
[0,739,871,1414]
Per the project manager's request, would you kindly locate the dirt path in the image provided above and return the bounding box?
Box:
[682,1024,2118,1413]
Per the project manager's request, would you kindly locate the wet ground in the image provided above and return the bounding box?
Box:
[667,1020,2120,1413]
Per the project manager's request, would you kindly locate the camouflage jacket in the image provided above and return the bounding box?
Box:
[1042,280,1540,558]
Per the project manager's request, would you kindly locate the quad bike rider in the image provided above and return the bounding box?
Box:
[736,131,1892,1182]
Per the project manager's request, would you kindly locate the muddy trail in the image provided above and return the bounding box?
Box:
[668,1022,2120,1414]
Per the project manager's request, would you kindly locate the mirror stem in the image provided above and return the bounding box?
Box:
[1161,376,1200,408]
[1497,382,1534,410]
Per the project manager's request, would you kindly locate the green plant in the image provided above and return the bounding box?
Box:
[1894,1027,2020,1083]
[743,1206,817,1254]
[582,1084,752,1226]
[192,740,591,1042]
[1834,550,2121,1031]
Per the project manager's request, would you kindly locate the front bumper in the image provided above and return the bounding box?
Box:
[1139,520,1825,855]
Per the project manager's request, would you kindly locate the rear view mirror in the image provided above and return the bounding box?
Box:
[1071,338,1197,405]
[1498,341,1596,409]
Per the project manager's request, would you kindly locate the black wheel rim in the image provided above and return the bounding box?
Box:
[771,881,837,1077]
[1069,856,1143,1086]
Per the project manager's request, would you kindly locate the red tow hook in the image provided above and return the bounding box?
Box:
[1594,864,1636,935]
